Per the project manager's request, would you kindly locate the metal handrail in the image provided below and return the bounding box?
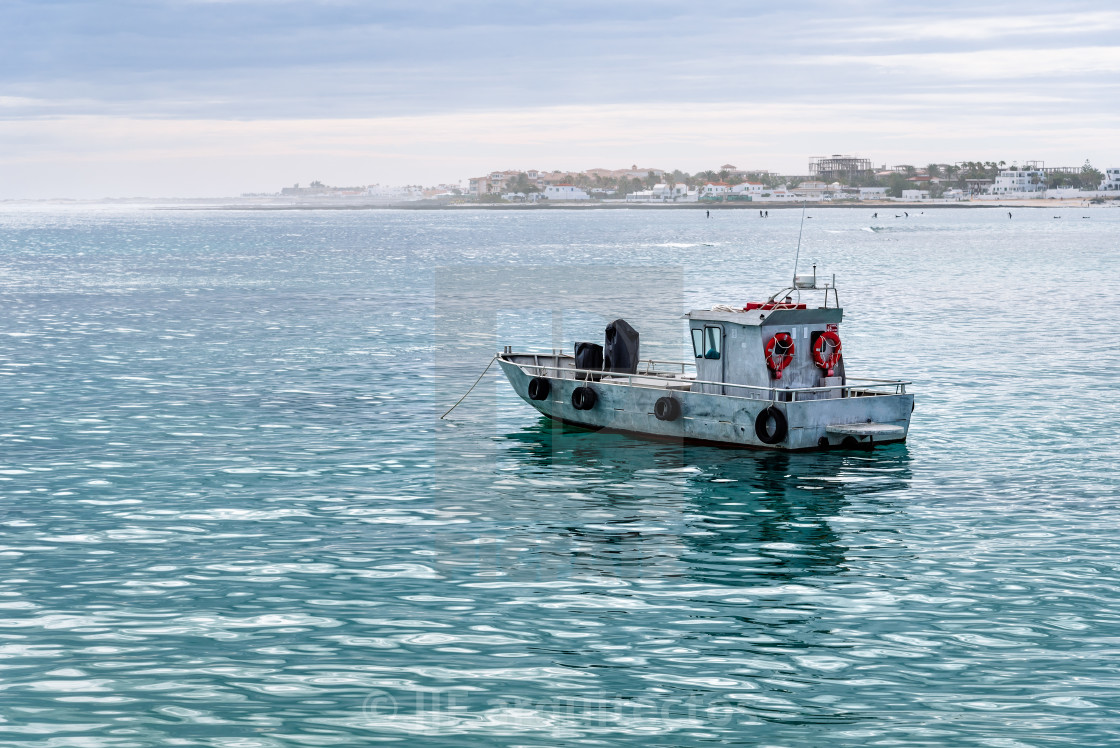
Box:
[845,377,912,385]
[501,353,905,387]
[506,358,908,401]
[638,358,694,375]
[522,350,693,368]
[505,350,696,376]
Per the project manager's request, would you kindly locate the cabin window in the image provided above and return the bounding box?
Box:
[691,328,704,358]
[704,326,722,360]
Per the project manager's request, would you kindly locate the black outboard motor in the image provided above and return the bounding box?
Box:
[604,319,639,374]
[574,342,603,381]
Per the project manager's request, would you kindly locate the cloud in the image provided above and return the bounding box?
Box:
[856,10,1120,42]
[0,0,1117,196]
[3,0,1113,118]
[817,46,1120,80]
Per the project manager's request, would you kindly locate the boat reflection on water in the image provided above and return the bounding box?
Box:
[484,417,917,735]
[498,416,913,587]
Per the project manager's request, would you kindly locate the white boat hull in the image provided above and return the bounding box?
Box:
[499,356,912,451]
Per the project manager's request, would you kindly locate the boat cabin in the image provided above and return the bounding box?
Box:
[687,276,845,400]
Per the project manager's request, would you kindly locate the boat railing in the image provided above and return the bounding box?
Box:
[510,359,908,401]
[506,349,696,377]
[767,267,840,308]
[638,358,695,376]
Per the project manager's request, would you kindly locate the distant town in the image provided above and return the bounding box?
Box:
[250,155,1120,206]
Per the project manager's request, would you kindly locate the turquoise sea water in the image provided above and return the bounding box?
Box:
[1,205,1118,746]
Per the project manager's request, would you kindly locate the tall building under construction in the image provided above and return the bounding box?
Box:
[809,155,873,182]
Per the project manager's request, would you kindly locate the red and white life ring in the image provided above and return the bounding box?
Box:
[764,333,795,379]
[812,331,842,376]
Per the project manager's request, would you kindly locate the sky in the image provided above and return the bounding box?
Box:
[1,0,1118,199]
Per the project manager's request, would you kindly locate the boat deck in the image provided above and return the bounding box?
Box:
[500,351,909,402]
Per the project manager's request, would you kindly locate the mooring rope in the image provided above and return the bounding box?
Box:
[440,355,499,420]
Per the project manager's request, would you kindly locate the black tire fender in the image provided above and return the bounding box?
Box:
[572,386,597,410]
[527,376,550,401]
[754,406,788,444]
[654,396,680,421]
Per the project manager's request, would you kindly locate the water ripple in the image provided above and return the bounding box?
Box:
[0,206,1118,745]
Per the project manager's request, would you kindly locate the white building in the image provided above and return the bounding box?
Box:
[990,169,1046,195]
[542,185,590,200]
[730,182,764,195]
[657,183,690,200]
[859,187,887,200]
[901,189,930,200]
[365,184,423,202]
[701,182,731,198]
[625,183,692,202]
[753,187,815,202]
[793,181,828,198]
[942,188,967,201]
[1101,168,1120,192]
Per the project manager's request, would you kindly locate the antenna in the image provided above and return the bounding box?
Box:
[792,201,807,284]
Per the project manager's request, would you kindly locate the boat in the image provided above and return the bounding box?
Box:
[496,268,913,451]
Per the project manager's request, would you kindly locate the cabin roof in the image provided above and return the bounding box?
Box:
[686,307,843,326]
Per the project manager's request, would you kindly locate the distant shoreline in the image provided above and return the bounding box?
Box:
[163,198,1111,212]
[5,197,1110,211]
